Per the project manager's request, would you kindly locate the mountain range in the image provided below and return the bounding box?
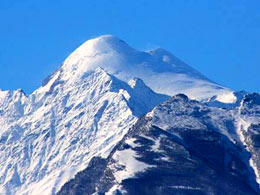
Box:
[0,35,259,195]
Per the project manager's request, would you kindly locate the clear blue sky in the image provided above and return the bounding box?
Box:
[0,0,259,93]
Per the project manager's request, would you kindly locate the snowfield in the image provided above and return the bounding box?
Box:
[0,67,167,195]
[60,35,231,100]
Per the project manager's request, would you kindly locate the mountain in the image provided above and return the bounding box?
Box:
[239,93,260,186]
[0,35,255,195]
[58,94,260,195]
[0,68,168,195]
[61,35,231,100]
[206,91,245,109]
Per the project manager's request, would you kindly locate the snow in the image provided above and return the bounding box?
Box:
[147,94,249,147]
[111,148,155,183]
[151,138,163,153]
[215,92,237,103]
[102,92,260,194]
[236,115,251,143]
[250,158,260,185]
[105,184,126,195]
[58,35,231,100]
[0,35,254,194]
[237,96,260,188]
[160,156,171,162]
[125,138,141,148]
[0,67,166,195]
[148,99,208,131]
[170,186,201,191]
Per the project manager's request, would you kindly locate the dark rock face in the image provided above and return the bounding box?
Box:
[119,126,255,195]
[239,93,260,190]
[57,157,112,195]
[58,94,260,195]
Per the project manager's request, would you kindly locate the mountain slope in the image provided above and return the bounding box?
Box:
[238,93,260,186]
[0,68,168,195]
[58,94,260,195]
[60,35,231,100]
[0,89,27,131]
[0,35,252,195]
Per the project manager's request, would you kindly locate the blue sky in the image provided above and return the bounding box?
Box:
[0,0,259,93]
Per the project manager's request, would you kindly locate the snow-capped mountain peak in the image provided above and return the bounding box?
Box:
[0,66,168,195]
[60,35,135,82]
[1,35,250,195]
[51,35,232,100]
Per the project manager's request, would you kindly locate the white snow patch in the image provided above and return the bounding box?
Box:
[250,158,260,185]
[151,138,163,153]
[140,134,155,142]
[215,92,237,103]
[170,186,201,191]
[236,101,260,187]
[160,156,171,162]
[125,138,141,148]
[112,149,155,182]
[105,184,126,195]
[236,118,251,143]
